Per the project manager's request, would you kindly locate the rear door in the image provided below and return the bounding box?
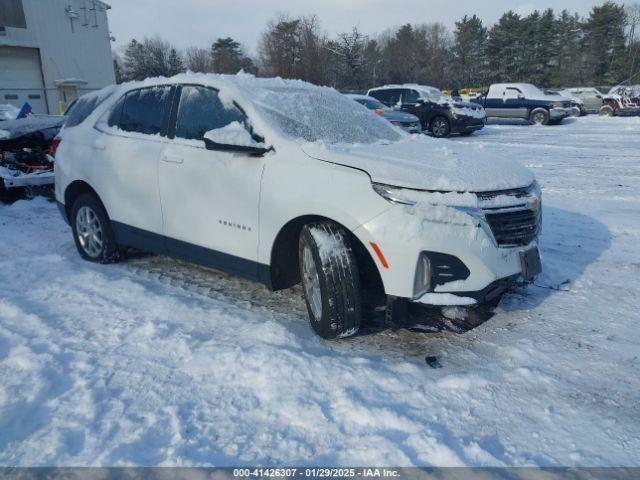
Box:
[158,85,266,278]
[93,86,173,248]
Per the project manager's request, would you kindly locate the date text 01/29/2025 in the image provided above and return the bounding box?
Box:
[233,468,401,478]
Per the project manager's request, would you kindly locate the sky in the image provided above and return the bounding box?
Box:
[105,0,605,55]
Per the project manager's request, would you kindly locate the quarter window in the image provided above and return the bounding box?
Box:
[118,86,171,135]
[403,90,420,104]
[174,86,247,141]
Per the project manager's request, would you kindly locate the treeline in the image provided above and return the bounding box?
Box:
[114,1,640,90]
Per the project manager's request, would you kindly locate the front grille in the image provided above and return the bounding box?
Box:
[484,208,540,246]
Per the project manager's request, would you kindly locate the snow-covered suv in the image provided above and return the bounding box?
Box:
[55,73,542,339]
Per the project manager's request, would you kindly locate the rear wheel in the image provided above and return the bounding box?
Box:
[430,116,451,138]
[299,222,361,339]
[70,193,120,263]
[529,108,549,125]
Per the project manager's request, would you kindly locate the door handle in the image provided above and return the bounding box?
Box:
[161,155,184,164]
[92,142,106,151]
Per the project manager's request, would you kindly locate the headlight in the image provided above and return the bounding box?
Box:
[372,183,418,206]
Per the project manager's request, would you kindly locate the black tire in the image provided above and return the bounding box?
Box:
[599,105,614,116]
[529,108,549,125]
[70,193,120,263]
[430,116,451,138]
[299,222,361,339]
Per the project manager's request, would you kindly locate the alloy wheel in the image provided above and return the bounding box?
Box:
[75,206,104,258]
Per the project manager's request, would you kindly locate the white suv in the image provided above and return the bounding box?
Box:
[55,73,542,339]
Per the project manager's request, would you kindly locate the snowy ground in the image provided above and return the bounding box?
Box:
[0,116,639,466]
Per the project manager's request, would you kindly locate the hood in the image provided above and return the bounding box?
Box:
[380,110,419,122]
[301,136,534,193]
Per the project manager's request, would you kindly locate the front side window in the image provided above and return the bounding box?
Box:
[174,86,247,141]
[118,86,171,135]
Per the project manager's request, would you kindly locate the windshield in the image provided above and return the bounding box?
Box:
[252,86,403,144]
[417,88,450,104]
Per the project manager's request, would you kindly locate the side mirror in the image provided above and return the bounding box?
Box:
[517,94,525,99]
[204,138,272,156]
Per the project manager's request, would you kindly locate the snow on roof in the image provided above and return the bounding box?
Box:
[369,83,441,93]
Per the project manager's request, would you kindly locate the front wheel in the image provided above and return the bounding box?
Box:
[299,222,361,339]
[529,108,549,125]
[70,193,120,263]
[430,116,451,138]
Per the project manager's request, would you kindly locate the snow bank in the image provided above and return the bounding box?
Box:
[0,117,639,467]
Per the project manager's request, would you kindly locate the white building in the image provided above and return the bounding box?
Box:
[0,0,116,114]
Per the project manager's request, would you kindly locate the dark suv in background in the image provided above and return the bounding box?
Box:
[367,84,486,138]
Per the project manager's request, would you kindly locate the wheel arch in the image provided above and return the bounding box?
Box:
[267,215,385,298]
[64,180,106,220]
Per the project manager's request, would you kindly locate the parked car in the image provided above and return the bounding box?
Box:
[55,74,541,339]
[472,83,573,125]
[0,114,64,198]
[550,90,587,116]
[599,93,640,117]
[346,94,421,133]
[608,85,640,105]
[367,84,486,138]
[561,87,605,114]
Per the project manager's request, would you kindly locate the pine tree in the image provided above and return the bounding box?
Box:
[167,48,184,76]
[452,15,488,87]
[583,2,628,85]
[487,12,523,82]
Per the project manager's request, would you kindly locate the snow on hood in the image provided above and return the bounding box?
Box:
[0,115,64,141]
[301,135,534,193]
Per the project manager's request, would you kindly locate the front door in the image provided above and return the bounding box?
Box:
[158,85,266,278]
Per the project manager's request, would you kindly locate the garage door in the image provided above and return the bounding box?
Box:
[0,46,48,114]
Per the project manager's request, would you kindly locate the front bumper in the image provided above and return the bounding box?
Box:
[452,116,486,134]
[549,107,573,119]
[352,204,540,305]
[392,121,422,134]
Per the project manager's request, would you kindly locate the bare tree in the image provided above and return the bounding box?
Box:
[185,46,214,73]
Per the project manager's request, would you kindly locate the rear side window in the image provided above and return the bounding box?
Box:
[174,86,246,141]
[117,86,171,135]
[369,89,402,107]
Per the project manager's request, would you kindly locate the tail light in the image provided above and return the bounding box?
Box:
[373,108,385,115]
[49,137,61,158]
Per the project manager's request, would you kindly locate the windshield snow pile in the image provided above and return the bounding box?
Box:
[247,85,402,144]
